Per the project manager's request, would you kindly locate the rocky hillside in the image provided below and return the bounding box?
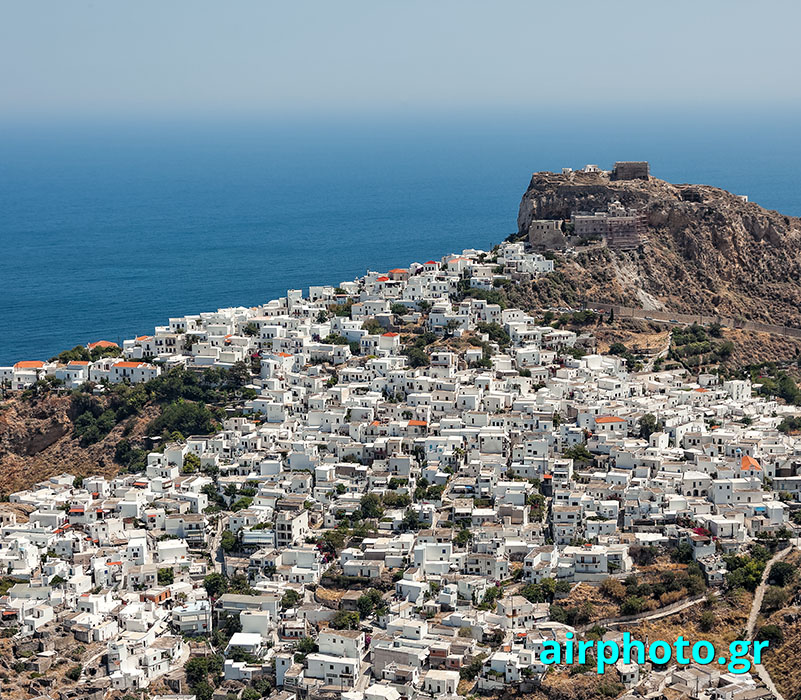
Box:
[0,394,156,495]
[516,170,801,326]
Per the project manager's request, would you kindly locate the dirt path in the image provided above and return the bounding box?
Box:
[746,547,791,640]
[745,546,793,700]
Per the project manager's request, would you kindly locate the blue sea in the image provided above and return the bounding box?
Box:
[2,109,800,366]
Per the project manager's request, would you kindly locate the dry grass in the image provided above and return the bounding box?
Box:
[758,550,801,698]
[555,560,700,623]
[625,588,751,653]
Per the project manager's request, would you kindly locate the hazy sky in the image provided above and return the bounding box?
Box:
[2,0,800,120]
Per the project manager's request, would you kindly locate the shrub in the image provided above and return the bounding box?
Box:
[769,561,795,587]
[699,610,716,632]
[762,586,789,612]
[147,400,221,438]
[330,610,360,630]
[600,578,626,600]
[756,624,784,646]
[620,596,646,616]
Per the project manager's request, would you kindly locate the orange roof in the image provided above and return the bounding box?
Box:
[389,268,408,274]
[87,340,119,349]
[135,335,152,341]
[107,561,122,567]
[14,360,44,369]
[425,261,438,265]
[68,360,90,366]
[114,361,147,368]
[275,352,293,357]
[741,455,761,471]
[694,388,709,393]
[595,416,626,424]
[376,276,390,282]
[382,332,399,337]
[408,420,428,427]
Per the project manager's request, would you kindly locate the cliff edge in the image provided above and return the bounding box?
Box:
[515,170,801,326]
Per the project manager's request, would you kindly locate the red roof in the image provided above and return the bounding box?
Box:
[382,332,399,338]
[595,416,626,424]
[425,261,438,265]
[87,340,119,349]
[14,360,44,369]
[376,276,390,282]
[741,455,761,471]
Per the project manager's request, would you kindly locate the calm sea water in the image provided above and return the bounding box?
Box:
[2,111,800,366]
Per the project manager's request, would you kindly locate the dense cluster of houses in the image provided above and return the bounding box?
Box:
[1,240,797,700]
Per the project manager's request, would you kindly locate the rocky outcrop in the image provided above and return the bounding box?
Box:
[516,170,801,326]
[0,394,156,494]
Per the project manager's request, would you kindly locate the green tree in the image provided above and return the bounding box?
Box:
[183,452,201,473]
[454,529,472,547]
[157,568,174,586]
[330,610,360,630]
[203,573,228,598]
[725,556,764,592]
[563,444,593,462]
[220,530,238,553]
[620,596,646,615]
[192,680,214,700]
[639,413,659,440]
[281,589,301,610]
[769,561,795,587]
[147,400,220,438]
[294,636,318,659]
[360,493,384,519]
[403,346,429,368]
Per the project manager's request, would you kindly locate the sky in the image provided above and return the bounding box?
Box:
[2,0,800,121]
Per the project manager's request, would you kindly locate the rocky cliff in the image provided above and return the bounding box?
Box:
[516,170,801,326]
[0,394,156,494]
